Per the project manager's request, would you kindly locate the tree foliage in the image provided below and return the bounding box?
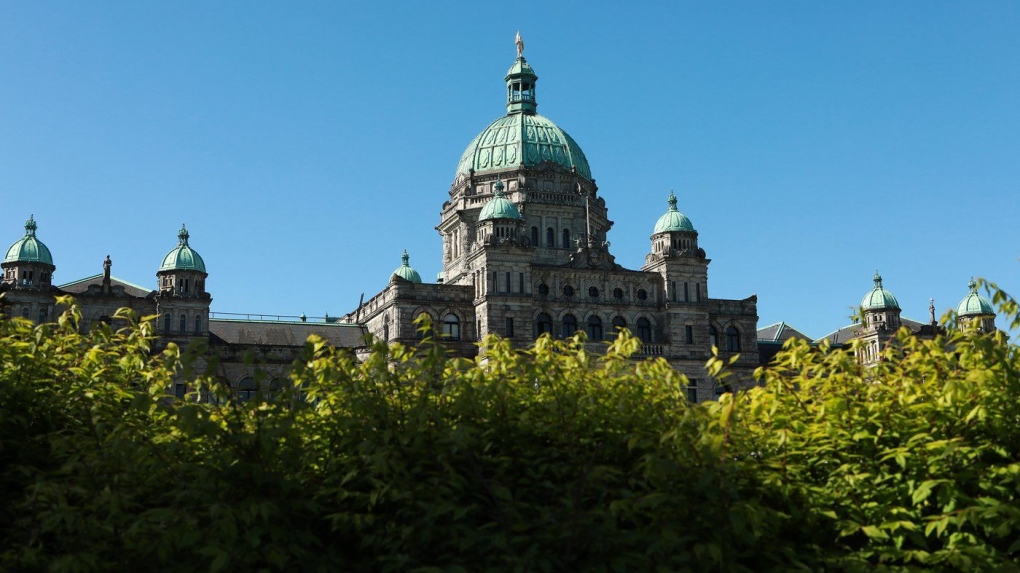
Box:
[1,287,1019,572]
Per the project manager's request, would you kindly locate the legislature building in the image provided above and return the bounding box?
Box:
[0,38,998,401]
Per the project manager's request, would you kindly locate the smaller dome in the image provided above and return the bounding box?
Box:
[478,180,523,221]
[861,271,900,310]
[159,224,207,273]
[392,250,422,283]
[957,278,994,317]
[4,215,54,266]
[653,191,695,234]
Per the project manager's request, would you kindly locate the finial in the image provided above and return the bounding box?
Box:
[515,31,524,58]
[873,270,882,287]
[493,179,505,196]
[401,249,410,266]
[178,223,190,245]
[666,190,678,211]
[24,214,37,236]
[968,276,978,292]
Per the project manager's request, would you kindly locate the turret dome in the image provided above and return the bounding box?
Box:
[957,278,994,317]
[478,180,523,221]
[159,224,206,273]
[4,215,54,266]
[653,192,695,234]
[455,36,592,181]
[861,271,900,311]
[392,250,422,283]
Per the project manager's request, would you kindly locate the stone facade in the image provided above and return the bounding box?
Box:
[343,46,760,401]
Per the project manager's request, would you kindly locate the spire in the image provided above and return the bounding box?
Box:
[505,33,538,115]
[666,190,678,211]
[178,223,190,246]
[873,270,883,288]
[24,214,37,237]
[401,249,410,266]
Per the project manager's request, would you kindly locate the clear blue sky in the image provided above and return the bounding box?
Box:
[2,1,1018,339]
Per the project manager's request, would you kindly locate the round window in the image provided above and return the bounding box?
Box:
[588,286,599,299]
[637,289,648,301]
[613,287,624,300]
[538,283,549,296]
[563,285,575,297]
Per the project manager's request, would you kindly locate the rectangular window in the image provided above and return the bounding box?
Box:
[671,281,676,302]
[506,272,511,293]
[695,283,701,302]
[505,317,514,338]
[686,380,698,403]
[519,273,524,294]
[685,325,693,344]
[492,271,498,293]
[684,282,690,302]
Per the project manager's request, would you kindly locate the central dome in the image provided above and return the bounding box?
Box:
[455,43,591,181]
[456,114,591,180]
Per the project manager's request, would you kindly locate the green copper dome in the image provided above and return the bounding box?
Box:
[455,39,592,181]
[159,224,206,273]
[653,191,695,234]
[4,215,54,266]
[478,180,523,221]
[957,278,994,317]
[861,271,900,311]
[392,250,422,283]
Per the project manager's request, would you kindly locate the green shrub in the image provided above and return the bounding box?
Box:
[0,287,1018,572]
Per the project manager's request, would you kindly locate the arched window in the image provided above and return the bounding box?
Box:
[179,314,187,334]
[414,312,433,339]
[236,377,258,403]
[21,306,30,319]
[194,314,202,334]
[535,312,553,336]
[612,316,627,337]
[546,227,555,247]
[562,228,571,248]
[531,226,539,246]
[586,316,603,341]
[709,326,718,349]
[383,316,390,342]
[164,313,171,333]
[562,314,578,338]
[38,306,47,324]
[442,313,461,340]
[726,326,741,352]
[637,318,652,343]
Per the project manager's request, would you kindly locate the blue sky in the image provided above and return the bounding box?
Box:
[2,1,1018,339]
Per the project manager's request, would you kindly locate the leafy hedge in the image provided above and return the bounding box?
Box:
[1,288,1019,572]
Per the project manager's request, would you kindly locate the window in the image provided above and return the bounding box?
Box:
[536,312,553,336]
[588,286,599,299]
[492,271,498,292]
[546,227,555,247]
[636,318,652,343]
[414,312,433,339]
[726,326,741,352]
[174,384,187,399]
[612,316,626,337]
[613,287,623,300]
[684,282,690,302]
[685,325,693,344]
[637,289,648,301]
[686,381,698,403]
[21,306,29,319]
[538,283,549,296]
[236,377,258,403]
[164,314,171,333]
[519,273,524,294]
[709,326,718,349]
[671,281,676,302]
[194,314,202,334]
[505,317,514,338]
[179,314,187,334]
[586,316,603,341]
[562,285,575,297]
[695,283,701,302]
[562,314,578,337]
[38,306,47,324]
[531,226,539,246]
[442,313,461,340]
[562,228,571,248]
